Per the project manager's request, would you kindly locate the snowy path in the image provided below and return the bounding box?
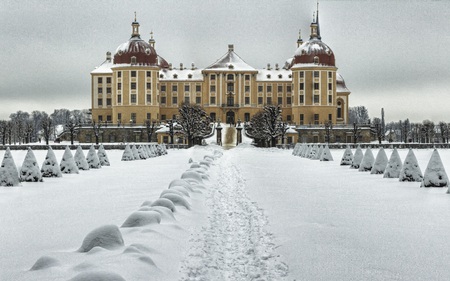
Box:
[180,153,288,280]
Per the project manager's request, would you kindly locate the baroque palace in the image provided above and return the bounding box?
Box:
[86,8,363,144]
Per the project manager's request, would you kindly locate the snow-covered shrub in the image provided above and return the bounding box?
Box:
[181,171,204,184]
[320,144,334,161]
[316,145,324,160]
[140,206,176,221]
[0,147,20,186]
[422,149,448,187]
[41,147,62,178]
[340,146,353,166]
[161,189,187,198]
[60,146,79,174]
[151,198,176,212]
[69,270,126,281]
[350,146,363,169]
[121,144,134,161]
[121,211,161,227]
[78,225,124,252]
[19,148,43,182]
[160,193,191,210]
[138,145,147,159]
[74,146,89,170]
[383,148,402,178]
[301,145,310,158]
[399,149,423,182]
[86,145,101,169]
[131,145,139,160]
[359,147,375,172]
[371,148,388,174]
[97,144,110,166]
[169,185,190,196]
[30,256,60,271]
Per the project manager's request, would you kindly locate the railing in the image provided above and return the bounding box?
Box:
[221,104,240,108]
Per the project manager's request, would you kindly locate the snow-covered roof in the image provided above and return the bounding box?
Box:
[205,45,256,72]
[159,68,204,81]
[256,68,292,82]
[294,39,333,57]
[91,60,113,74]
[336,73,350,93]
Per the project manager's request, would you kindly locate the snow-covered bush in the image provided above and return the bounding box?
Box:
[371,148,388,174]
[121,144,134,161]
[86,145,101,169]
[316,145,324,160]
[359,147,375,172]
[78,225,124,252]
[181,171,204,184]
[320,144,333,161]
[138,145,147,159]
[340,146,353,165]
[60,146,79,174]
[399,149,423,182]
[0,147,20,186]
[169,185,190,196]
[383,148,402,178]
[41,147,62,178]
[350,146,363,169]
[151,198,176,212]
[161,189,188,198]
[422,149,448,188]
[97,144,110,166]
[74,146,89,170]
[19,148,43,182]
[30,256,60,271]
[121,211,161,227]
[131,145,139,160]
[292,143,300,156]
[160,193,191,210]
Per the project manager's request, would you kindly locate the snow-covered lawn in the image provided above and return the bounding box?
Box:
[1,145,450,280]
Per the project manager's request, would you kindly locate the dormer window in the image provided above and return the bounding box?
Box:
[131,56,136,65]
[278,74,282,79]
[267,74,271,79]
[314,56,319,64]
[188,74,193,79]
[159,74,164,79]
[173,74,178,79]
[228,64,234,70]
[288,74,292,78]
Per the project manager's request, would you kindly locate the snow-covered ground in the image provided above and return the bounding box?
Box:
[2,145,450,280]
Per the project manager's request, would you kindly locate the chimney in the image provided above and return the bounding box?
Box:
[169,63,172,70]
[267,63,271,70]
[106,51,111,62]
[180,63,184,70]
[191,62,195,70]
[228,44,234,52]
[275,63,279,70]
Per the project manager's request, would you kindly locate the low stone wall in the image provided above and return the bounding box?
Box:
[0,144,189,150]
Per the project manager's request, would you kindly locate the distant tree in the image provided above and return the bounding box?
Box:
[91,121,102,145]
[31,110,46,142]
[439,121,448,143]
[65,116,80,145]
[372,118,382,144]
[422,120,435,143]
[51,109,71,125]
[176,103,211,147]
[248,105,283,147]
[352,123,362,144]
[41,113,53,145]
[145,119,157,142]
[0,120,7,145]
[348,106,370,124]
[9,111,30,144]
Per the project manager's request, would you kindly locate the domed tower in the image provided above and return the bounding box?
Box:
[109,14,164,125]
[290,6,350,127]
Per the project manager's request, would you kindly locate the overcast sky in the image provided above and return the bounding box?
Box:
[1,0,449,122]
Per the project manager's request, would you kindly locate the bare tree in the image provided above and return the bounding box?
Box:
[91,121,102,145]
[145,119,157,142]
[41,114,53,145]
[439,121,448,143]
[247,105,283,147]
[0,120,7,145]
[349,106,370,124]
[352,123,361,144]
[65,116,80,145]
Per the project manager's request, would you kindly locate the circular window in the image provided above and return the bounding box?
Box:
[145,48,151,55]
[117,50,123,56]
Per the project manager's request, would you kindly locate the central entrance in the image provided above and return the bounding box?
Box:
[226,111,235,125]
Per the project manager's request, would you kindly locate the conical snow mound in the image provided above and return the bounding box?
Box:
[0,147,20,186]
[60,146,79,174]
[131,145,139,160]
[350,146,363,169]
[384,148,402,178]
[97,144,110,166]
[121,144,134,161]
[340,146,353,166]
[399,149,423,182]
[74,146,90,170]
[41,146,62,177]
[320,144,333,161]
[422,149,448,188]
[371,148,388,175]
[359,148,375,172]
[19,148,43,182]
[86,145,101,169]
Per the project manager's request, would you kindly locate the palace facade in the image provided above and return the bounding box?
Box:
[90,10,351,131]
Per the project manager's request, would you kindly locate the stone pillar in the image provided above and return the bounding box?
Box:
[236,119,242,145]
[216,123,222,146]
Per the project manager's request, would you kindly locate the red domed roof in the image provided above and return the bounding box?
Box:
[293,38,335,66]
[114,37,158,65]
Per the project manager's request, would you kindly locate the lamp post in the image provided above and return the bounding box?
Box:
[236,118,242,145]
[216,119,222,146]
[168,119,174,144]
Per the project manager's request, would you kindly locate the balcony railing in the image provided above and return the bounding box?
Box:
[221,103,240,108]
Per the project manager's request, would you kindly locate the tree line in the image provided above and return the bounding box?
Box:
[0,109,90,145]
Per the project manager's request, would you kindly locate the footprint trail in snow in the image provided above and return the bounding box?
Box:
[180,154,288,280]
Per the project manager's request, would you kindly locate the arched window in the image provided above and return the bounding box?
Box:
[337,100,343,119]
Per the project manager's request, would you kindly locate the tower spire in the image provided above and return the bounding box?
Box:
[297,29,303,47]
[309,2,321,40]
[316,0,321,40]
[149,30,155,47]
[131,12,140,38]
